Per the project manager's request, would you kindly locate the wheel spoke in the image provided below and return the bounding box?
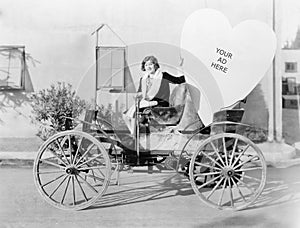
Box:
[41,174,65,187]
[68,135,72,164]
[194,161,222,171]
[236,173,262,183]
[233,176,255,194]
[233,155,260,170]
[81,171,105,183]
[218,178,227,206]
[49,175,69,198]
[74,175,88,202]
[206,177,225,200]
[235,166,263,172]
[72,136,83,165]
[201,152,224,169]
[40,159,65,169]
[231,176,246,202]
[77,154,103,168]
[78,166,106,171]
[90,170,97,182]
[196,174,222,189]
[47,147,68,167]
[55,138,71,165]
[222,137,229,166]
[210,142,226,167]
[78,164,106,179]
[229,138,238,166]
[72,176,76,206]
[37,170,65,174]
[61,176,71,204]
[75,144,95,166]
[96,168,106,179]
[194,171,221,177]
[231,144,250,168]
[228,178,234,207]
[77,174,98,193]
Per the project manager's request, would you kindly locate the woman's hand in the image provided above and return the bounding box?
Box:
[135,92,143,100]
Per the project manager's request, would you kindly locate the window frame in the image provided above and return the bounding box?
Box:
[96,46,126,91]
[0,46,26,91]
[285,62,298,73]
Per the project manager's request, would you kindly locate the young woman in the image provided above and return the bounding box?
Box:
[123,55,185,133]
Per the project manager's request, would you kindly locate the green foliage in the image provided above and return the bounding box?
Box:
[30,82,87,140]
[96,103,127,130]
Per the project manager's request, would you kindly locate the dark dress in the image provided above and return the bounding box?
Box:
[137,72,186,107]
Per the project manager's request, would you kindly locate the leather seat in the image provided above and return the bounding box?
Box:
[147,84,204,131]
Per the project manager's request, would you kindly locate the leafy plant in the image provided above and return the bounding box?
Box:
[30,82,88,140]
[96,103,127,130]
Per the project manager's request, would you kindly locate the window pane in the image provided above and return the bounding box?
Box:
[112,49,124,69]
[97,68,112,88]
[285,62,297,72]
[99,49,111,68]
[97,47,125,89]
[0,50,22,88]
[111,69,123,87]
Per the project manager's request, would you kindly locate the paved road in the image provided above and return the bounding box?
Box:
[1,166,300,228]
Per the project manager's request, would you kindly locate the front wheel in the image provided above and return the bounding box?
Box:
[33,130,111,210]
[189,133,266,210]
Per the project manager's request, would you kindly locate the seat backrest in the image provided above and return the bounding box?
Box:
[150,83,204,131]
[169,84,187,107]
[175,84,204,131]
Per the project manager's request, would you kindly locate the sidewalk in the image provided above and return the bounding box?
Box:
[1,138,300,168]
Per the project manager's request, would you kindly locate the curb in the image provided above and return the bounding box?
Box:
[0,159,34,167]
[0,151,36,168]
[0,142,300,169]
[256,142,298,168]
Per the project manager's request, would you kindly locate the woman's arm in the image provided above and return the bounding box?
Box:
[163,72,186,84]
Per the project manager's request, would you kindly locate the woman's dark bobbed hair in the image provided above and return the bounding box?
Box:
[141,55,160,71]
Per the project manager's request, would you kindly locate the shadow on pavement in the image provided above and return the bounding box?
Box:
[88,172,194,210]
[88,166,300,211]
[244,167,300,211]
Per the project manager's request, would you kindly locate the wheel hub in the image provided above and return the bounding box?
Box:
[222,167,235,178]
[65,166,79,175]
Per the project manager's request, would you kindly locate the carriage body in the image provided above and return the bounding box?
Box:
[33,80,267,211]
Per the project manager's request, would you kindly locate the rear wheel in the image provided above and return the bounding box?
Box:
[189,133,266,210]
[33,130,111,210]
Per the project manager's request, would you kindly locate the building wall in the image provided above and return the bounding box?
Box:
[281,49,300,144]
[282,49,300,81]
[0,91,37,137]
[0,0,277,138]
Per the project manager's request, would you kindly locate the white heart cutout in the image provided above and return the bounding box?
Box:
[181,9,277,108]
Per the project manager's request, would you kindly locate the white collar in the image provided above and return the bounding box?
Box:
[141,69,163,100]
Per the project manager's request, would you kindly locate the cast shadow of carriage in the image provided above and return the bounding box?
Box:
[240,166,300,211]
[89,172,195,209]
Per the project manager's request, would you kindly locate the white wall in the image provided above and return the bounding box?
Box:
[0,0,284,137]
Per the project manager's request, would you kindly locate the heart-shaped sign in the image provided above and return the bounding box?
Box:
[181,9,277,109]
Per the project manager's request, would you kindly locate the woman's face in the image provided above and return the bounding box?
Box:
[144,60,156,74]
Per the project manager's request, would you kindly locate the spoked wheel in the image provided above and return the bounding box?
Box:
[189,133,266,210]
[33,130,111,210]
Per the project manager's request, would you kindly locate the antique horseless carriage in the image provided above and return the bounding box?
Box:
[33,77,267,211]
[33,26,268,211]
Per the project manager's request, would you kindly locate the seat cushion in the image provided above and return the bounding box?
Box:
[151,104,185,125]
[169,83,187,106]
